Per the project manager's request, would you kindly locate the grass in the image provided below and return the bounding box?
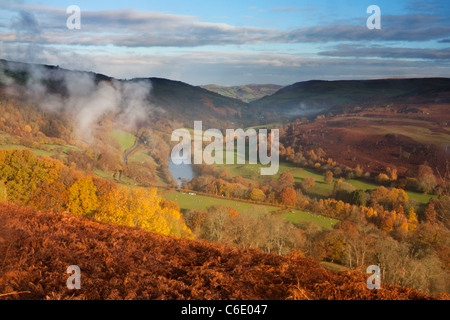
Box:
[405,191,436,205]
[216,148,433,205]
[162,190,279,213]
[110,129,136,152]
[281,210,339,229]
[93,170,114,179]
[128,148,157,166]
[0,144,53,157]
[163,191,338,229]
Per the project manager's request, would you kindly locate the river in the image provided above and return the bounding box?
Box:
[168,156,196,188]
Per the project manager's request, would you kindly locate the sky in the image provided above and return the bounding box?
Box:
[0,0,449,85]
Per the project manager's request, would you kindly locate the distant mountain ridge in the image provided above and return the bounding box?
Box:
[250,78,450,113]
[1,59,449,127]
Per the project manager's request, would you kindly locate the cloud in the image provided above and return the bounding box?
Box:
[0,2,448,86]
[319,44,450,60]
[1,3,450,49]
[1,60,156,142]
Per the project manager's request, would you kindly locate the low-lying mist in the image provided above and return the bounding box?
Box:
[0,61,158,142]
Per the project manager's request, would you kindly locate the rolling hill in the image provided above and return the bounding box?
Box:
[0,59,249,130]
[2,59,449,128]
[249,78,450,122]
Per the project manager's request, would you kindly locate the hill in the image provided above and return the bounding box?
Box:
[280,103,450,178]
[0,202,439,300]
[249,78,450,123]
[0,59,249,130]
[200,84,283,103]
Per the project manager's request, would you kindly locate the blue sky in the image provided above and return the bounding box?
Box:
[0,0,449,85]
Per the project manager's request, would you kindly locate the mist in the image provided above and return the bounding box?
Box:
[282,102,328,117]
[0,60,156,142]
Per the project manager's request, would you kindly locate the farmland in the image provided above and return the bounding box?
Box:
[162,190,279,213]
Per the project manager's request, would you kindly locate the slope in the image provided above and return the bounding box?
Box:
[0,59,249,130]
[249,78,450,122]
[0,202,439,300]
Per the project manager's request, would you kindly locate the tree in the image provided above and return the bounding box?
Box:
[68,177,98,216]
[417,165,437,194]
[0,149,63,204]
[324,170,333,185]
[94,186,193,239]
[279,187,297,206]
[30,181,69,212]
[0,180,7,201]
[424,201,438,223]
[375,173,390,185]
[302,177,315,192]
[279,172,295,188]
[249,188,265,202]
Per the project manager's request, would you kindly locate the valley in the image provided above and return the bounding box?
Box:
[0,59,449,299]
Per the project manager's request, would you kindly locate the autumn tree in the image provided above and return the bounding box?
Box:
[30,181,69,212]
[68,177,99,216]
[0,149,63,204]
[375,173,390,185]
[324,170,333,185]
[301,177,315,192]
[249,188,265,202]
[0,180,7,201]
[94,186,193,239]
[424,201,438,223]
[417,165,437,194]
[278,171,295,189]
[279,187,297,206]
[312,230,346,263]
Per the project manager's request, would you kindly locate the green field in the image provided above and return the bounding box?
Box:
[405,191,436,205]
[162,190,279,213]
[128,148,157,165]
[216,153,432,205]
[162,190,340,229]
[281,210,339,229]
[110,129,136,152]
[0,144,53,157]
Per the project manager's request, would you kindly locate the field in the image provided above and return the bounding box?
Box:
[162,190,279,213]
[163,190,340,229]
[217,155,434,205]
[280,210,339,229]
[110,129,136,152]
[0,144,52,156]
[282,105,450,179]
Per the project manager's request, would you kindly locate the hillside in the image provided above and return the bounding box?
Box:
[0,202,440,300]
[0,59,249,130]
[201,84,283,103]
[249,78,450,123]
[280,104,450,178]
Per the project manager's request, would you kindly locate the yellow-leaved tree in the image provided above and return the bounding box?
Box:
[0,180,7,201]
[68,177,98,216]
[94,186,193,239]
